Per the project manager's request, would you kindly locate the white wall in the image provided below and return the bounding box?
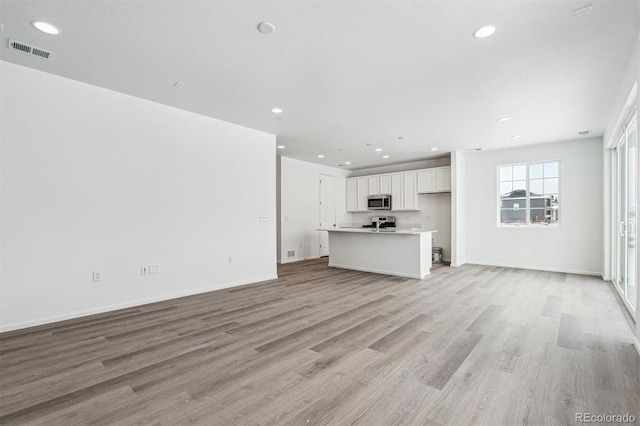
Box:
[278,157,350,263]
[451,151,466,267]
[0,61,277,332]
[464,137,603,275]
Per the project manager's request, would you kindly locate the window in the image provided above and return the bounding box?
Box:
[498,160,560,227]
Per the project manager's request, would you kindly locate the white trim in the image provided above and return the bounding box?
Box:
[278,255,321,264]
[0,274,278,333]
[465,261,601,276]
[328,262,429,279]
[633,335,640,357]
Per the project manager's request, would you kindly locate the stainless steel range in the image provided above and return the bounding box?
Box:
[361,216,396,229]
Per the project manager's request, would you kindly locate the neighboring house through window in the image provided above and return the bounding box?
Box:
[498,160,560,227]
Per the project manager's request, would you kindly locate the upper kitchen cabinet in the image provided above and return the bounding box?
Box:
[417,166,452,193]
[346,177,369,212]
[368,175,391,195]
[391,172,419,211]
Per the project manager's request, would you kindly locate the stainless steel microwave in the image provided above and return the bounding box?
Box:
[367,194,392,210]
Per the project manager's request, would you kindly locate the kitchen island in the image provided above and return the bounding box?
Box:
[319,228,437,279]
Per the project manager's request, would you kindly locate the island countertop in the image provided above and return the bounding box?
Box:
[317,227,437,279]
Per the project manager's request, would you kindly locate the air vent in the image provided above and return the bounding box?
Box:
[8,39,54,60]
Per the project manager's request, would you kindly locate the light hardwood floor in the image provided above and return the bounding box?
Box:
[0,260,638,425]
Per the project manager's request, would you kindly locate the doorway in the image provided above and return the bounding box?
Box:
[319,174,336,257]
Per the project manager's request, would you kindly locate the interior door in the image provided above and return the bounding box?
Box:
[319,175,336,257]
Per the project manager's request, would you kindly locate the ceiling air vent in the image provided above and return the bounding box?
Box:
[8,39,54,60]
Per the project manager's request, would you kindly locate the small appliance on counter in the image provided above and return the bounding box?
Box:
[367,194,391,210]
[362,216,396,229]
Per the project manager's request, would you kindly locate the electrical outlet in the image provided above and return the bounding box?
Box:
[259,214,270,222]
[141,265,149,275]
[93,271,102,282]
[149,265,159,274]
[299,242,303,248]
[228,256,233,264]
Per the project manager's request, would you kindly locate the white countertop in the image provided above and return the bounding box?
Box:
[317,227,437,235]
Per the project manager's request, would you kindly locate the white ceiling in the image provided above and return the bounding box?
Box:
[1,0,638,170]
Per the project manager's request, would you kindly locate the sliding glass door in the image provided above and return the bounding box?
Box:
[614,111,637,313]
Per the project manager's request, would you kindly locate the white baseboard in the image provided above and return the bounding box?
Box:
[0,274,278,333]
[328,262,428,279]
[279,256,321,264]
[466,261,602,277]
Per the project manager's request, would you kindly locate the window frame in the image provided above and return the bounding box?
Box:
[496,159,561,228]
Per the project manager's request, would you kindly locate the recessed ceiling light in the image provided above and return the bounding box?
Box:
[32,21,60,35]
[271,107,283,114]
[257,22,276,34]
[317,155,324,158]
[173,81,184,89]
[382,155,390,159]
[366,143,374,146]
[510,135,521,139]
[277,145,285,149]
[398,136,406,140]
[375,148,383,152]
[345,161,351,165]
[430,148,438,151]
[578,130,591,136]
[473,25,496,39]
[497,117,512,122]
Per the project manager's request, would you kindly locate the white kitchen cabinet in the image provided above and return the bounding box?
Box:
[346,177,370,212]
[403,172,418,210]
[390,172,419,211]
[435,167,451,192]
[356,177,368,211]
[379,175,391,194]
[417,169,435,193]
[346,178,358,212]
[391,173,404,211]
[368,175,391,195]
[368,176,379,195]
[417,166,451,193]
[347,166,448,212]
